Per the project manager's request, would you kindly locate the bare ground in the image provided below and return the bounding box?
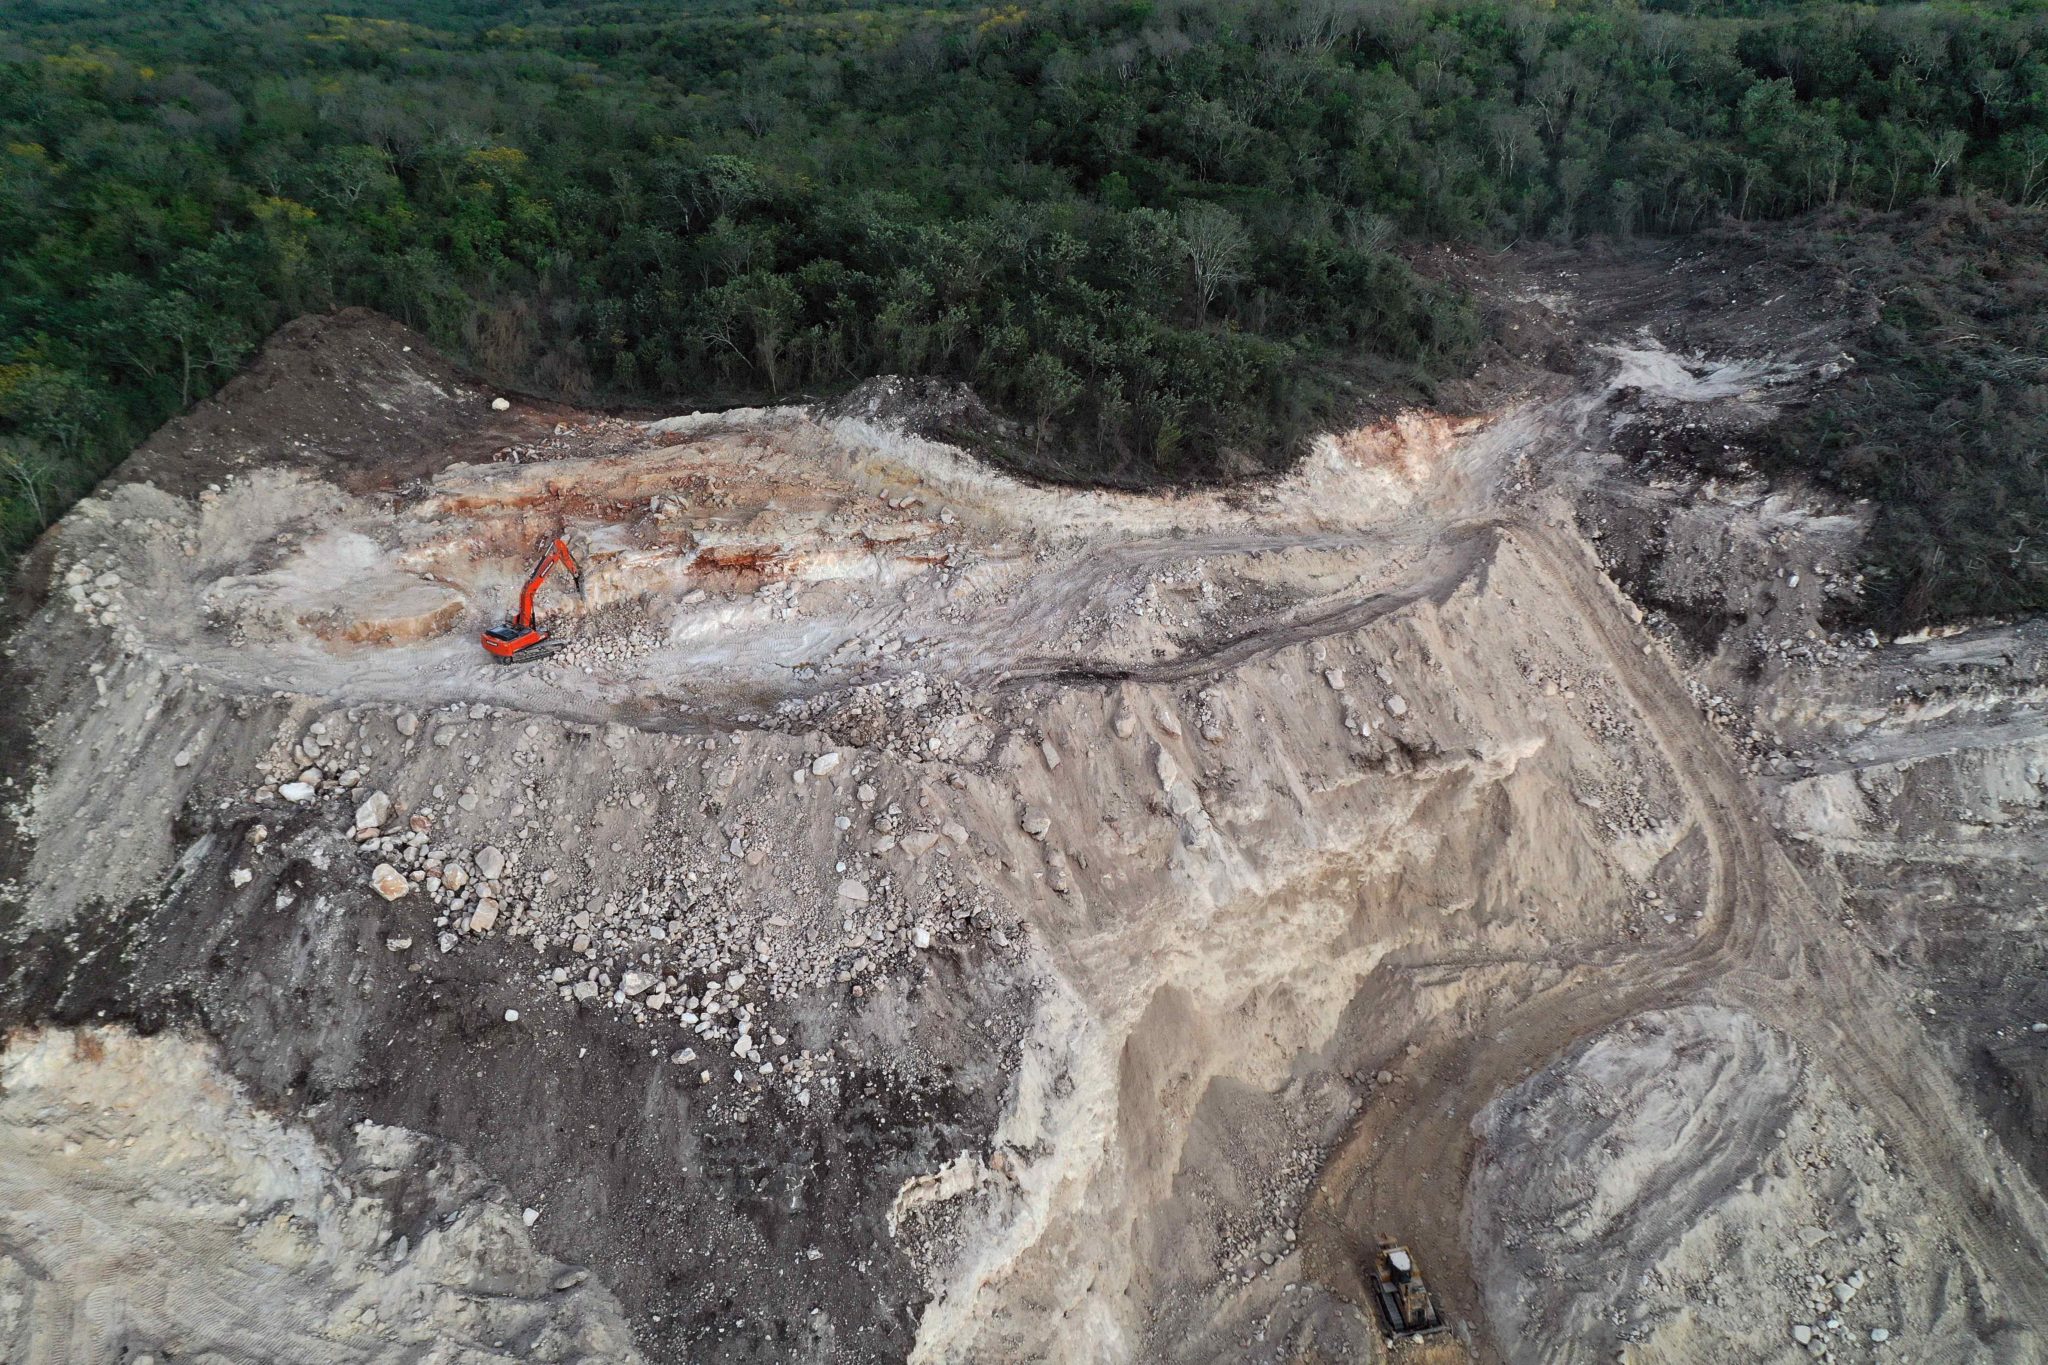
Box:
[2,243,2046,1365]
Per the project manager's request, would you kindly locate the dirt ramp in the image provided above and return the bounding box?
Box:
[904,526,1719,1364]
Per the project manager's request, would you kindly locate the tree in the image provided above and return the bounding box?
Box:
[0,441,66,542]
[1877,123,1930,209]
[1554,156,1594,236]
[1930,128,1968,192]
[705,272,802,394]
[1181,98,1255,179]
[311,145,397,210]
[1177,204,1249,327]
[0,362,105,455]
[1609,179,1641,238]
[13,0,2048,580]
[1017,351,1082,453]
[2000,129,2048,205]
[138,291,234,407]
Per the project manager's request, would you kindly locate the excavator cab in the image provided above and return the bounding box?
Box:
[482,536,583,663]
[1370,1238,1448,1340]
[480,619,550,658]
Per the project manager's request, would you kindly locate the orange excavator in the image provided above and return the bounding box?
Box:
[481,536,583,663]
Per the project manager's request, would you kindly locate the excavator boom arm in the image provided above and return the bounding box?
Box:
[513,538,582,628]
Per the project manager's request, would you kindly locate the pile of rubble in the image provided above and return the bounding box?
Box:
[238,696,1028,1110]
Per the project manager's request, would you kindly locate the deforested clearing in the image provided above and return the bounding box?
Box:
[6,247,2048,1365]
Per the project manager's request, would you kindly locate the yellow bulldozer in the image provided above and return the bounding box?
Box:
[1370,1237,1449,1340]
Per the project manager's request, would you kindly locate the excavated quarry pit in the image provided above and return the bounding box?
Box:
[5,278,2048,1365]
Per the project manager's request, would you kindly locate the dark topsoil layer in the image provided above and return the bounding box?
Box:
[114,306,546,500]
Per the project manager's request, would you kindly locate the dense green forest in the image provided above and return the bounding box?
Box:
[7,0,2048,625]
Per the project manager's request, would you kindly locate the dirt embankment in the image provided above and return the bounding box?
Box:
[0,1025,639,1363]
[4,260,2048,1365]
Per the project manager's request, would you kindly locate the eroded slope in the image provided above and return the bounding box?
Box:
[4,291,2047,1365]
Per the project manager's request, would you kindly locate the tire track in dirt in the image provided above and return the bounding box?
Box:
[1519,519,2048,1339]
[156,526,1491,745]
[994,523,1498,690]
[972,502,2048,1352]
[1295,516,2048,1359]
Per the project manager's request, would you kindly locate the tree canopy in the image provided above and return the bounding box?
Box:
[8,0,2048,624]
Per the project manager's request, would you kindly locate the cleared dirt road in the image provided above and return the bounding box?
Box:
[1298,517,2048,1361]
